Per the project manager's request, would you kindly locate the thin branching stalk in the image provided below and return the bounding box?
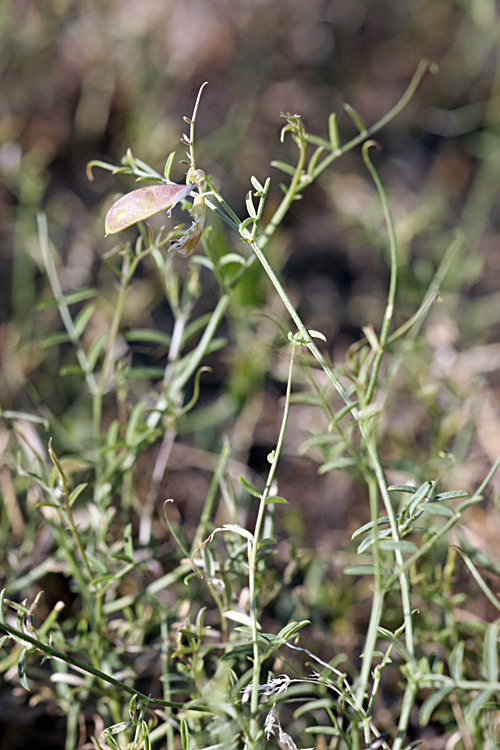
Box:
[48,439,93,581]
[0,618,196,710]
[169,293,231,398]
[362,141,399,405]
[183,82,208,175]
[307,59,435,180]
[247,337,298,747]
[258,119,307,247]
[355,477,385,708]
[248,217,415,672]
[392,681,418,750]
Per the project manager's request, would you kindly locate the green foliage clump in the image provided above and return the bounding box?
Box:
[2,64,500,750]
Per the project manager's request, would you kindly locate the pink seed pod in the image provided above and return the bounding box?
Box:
[105,183,194,235]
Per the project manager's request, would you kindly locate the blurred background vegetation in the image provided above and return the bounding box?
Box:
[1,0,500,748]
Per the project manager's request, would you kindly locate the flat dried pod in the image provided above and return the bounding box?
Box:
[105,183,194,235]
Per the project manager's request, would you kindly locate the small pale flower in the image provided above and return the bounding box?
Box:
[278,729,298,750]
[170,193,206,257]
[264,705,278,739]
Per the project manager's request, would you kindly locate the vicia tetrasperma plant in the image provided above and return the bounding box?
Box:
[2,65,500,750]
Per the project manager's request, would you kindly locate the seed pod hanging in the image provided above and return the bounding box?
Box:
[104,183,194,235]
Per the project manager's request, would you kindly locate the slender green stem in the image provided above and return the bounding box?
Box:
[160,617,176,750]
[45,522,97,632]
[185,82,208,174]
[248,338,297,746]
[362,142,399,405]
[392,681,418,750]
[355,476,384,706]
[357,589,384,705]
[308,59,435,181]
[415,675,500,692]
[170,293,231,398]
[0,620,198,709]
[457,548,500,613]
[387,231,463,347]
[48,439,93,581]
[94,253,139,438]
[205,180,242,229]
